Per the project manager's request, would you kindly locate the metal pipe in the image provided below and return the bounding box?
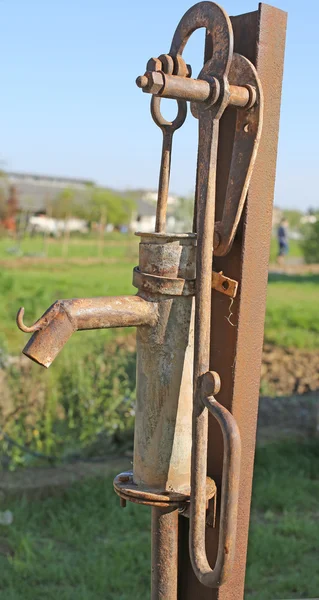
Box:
[133,233,195,495]
[137,71,252,108]
[151,507,178,600]
[17,296,158,368]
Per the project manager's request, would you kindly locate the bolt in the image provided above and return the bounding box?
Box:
[118,474,130,483]
[136,75,149,89]
[136,71,165,95]
[120,498,127,508]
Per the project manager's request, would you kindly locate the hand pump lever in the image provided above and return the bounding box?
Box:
[17,2,263,598]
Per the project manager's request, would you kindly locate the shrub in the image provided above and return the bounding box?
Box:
[1,337,136,469]
[301,218,319,264]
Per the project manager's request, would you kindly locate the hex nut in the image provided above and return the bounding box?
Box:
[158,54,174,75]
[146,71,165,95]
[146,57,162,72]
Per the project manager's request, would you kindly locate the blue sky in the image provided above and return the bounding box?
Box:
[0,0,318,209]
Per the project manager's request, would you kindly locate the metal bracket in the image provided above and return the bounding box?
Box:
[212,271,238,298]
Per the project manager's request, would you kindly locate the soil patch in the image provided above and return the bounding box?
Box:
[0,456,130,501]
[262,344,319,396]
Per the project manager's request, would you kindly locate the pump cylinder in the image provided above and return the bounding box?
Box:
[133,233,196,496]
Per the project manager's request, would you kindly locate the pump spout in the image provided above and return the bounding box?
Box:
[17,296,158,368]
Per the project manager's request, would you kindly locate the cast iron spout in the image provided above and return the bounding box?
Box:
[17,296,158,368]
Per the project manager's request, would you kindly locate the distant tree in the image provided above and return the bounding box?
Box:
[51,186,135,226]
[0,171,8,221]
[0,188,7,220]
[88,188,135,226]
[51,188,78,219]
[300,213,319,264]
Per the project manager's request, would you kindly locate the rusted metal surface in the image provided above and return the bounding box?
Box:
[114,471,190,508]
[190,394,241,587]
[136,4,264,260]
[133,268,238,298]
[178,4,287,599]
[17,296,158,367]
[151,507,178,600]
[214,53,263,256]
[114,471,216,509]
[212,271,238,298]
[134,233,195,495]
[150,96,187,233]
[150,1,244,588]
[138,70,252,109]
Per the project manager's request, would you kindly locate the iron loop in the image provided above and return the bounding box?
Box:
[151,95,187,132]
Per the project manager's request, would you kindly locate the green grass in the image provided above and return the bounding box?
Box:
[265,273,319,349]
[0,233,138,260]
[0,258,137,354]
[1,234,302,262]
[0,440,318,600]
[1,258,318,355]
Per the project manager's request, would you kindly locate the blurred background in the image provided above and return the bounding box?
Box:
[0,1,318,599]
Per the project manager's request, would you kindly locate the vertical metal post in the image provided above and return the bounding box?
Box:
[151,507,179,600]
[178,4,287,599]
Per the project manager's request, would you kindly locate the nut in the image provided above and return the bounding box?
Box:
[174,55,192,77]
[144,71,165,95]
[158,53,174,75]
[146,57,162,72]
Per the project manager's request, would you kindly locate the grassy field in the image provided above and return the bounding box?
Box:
[0,232,138,260]
[0,440,318,600]
[0,235,317,354]
[0,236,318,598]
[266,273,319,349]
[0,233,302,262]
[0,233,317,463]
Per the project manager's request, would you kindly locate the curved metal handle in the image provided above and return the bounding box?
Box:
[190,394,241,588]
[170,1,233,79]
[214,53,263,256]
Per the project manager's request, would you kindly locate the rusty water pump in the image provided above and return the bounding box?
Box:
[17,2,264,598]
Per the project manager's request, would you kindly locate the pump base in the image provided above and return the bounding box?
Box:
[113,471,216,509]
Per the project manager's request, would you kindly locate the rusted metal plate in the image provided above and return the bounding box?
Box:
[178,4,287,599]
[212,271,238,298]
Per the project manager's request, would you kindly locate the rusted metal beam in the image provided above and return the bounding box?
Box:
[178,4,287,598]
